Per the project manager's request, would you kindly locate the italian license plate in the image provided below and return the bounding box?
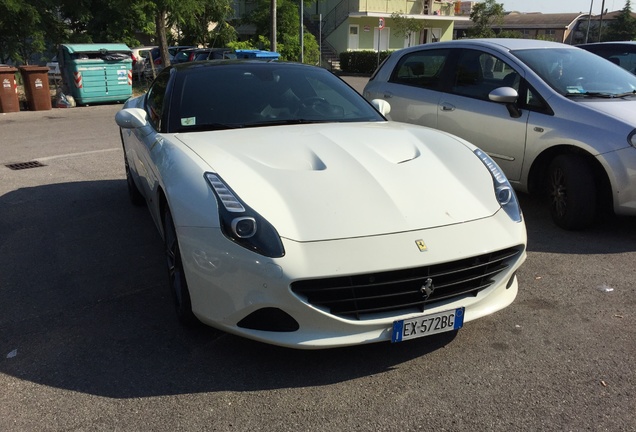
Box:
[391,307,464,343]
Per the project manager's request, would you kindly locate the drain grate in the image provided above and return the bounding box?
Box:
[5,161,47,171]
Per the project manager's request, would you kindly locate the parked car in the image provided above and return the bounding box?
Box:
[190,47,236,61]
[115,60,527,349]
[172,47,199,63]
[142,47,174,79]
[364,39,636,230]
[578,41,636,74]
[168,45,196,57]
[130,46,157,77]
[46,55,61,81]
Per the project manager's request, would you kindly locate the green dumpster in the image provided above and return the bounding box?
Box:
[58,43,132,105]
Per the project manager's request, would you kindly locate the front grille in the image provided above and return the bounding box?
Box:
[291,246,522,320]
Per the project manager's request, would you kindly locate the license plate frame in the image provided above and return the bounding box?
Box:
[391,307,464,343]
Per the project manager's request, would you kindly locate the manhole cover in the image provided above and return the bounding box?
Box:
[5,161,47,170]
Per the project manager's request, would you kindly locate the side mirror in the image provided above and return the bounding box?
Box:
[371,99,391,117]
[115,108,148,129]
[489,86,518,104]
[489,87,522,118]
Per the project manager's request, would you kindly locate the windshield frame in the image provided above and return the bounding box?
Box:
[166,62,385,133]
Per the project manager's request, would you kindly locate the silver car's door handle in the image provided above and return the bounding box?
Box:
[441,103,455,111]
[383,92,393,99]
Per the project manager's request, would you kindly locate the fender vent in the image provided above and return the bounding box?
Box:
[5,161,46,170]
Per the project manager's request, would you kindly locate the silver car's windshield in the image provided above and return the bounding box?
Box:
[513,47,636,97]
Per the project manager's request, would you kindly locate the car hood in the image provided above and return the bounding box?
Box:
[176,122,499,242]
[577,97,636,126]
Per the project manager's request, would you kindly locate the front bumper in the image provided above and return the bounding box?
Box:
[598,146,636,215]
[177,209,527,349]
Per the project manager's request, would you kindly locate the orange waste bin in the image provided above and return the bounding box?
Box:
[19,65,52,111]
[0,66,20,113]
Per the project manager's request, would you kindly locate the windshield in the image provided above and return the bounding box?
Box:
[513,47,636,97]
[169,62,384,133]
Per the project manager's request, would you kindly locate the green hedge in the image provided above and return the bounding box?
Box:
[339,50,392,74]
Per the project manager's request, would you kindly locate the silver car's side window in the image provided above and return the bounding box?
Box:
[389,49,450,90]
[452,49,520,100]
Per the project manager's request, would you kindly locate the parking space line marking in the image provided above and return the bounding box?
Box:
[36,148,120,161]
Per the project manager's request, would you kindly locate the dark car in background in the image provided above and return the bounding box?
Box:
[172,47,199,63]
[168,45,196,56]
[144,46,196,78]
[191,48,236,61]
[578,41,636,74]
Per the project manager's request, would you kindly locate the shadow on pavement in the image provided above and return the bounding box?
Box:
[517,192,636,254]
[0,180,456,398]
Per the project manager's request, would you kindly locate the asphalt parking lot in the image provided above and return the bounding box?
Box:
[0,77,635,431]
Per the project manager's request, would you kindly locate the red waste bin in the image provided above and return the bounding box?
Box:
[0,66,20,113]
[19,65,52,111]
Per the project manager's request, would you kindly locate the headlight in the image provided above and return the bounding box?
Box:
[205,173,285,258]
[474,149,523,223]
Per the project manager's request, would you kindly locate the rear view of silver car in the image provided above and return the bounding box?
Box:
[364,39,636,230]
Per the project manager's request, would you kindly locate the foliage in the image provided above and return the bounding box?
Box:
[497,30,522,39]
[227,40,257,50]
[0,0,47,63]
[390,12,425,47]
[58,0,154,47]
[170,0,234,47]
[243,0,319,63]
[0,0,235,65]
[339,50,391,74]
[535,34,557,42]
[603,0,636,41]
[467,0,504,38]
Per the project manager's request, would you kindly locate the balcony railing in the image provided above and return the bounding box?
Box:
[321,0,455,38]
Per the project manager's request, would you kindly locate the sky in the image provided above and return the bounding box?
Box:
[501,0,626,14]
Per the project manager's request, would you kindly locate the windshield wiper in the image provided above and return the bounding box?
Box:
[565,90,636,99]
[241,119,334,128]
[175,123,239,132]
[612,90,636,98]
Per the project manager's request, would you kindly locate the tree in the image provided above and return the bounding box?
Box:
[391,12,425,47]
[244,0,319,62]
[0,0,47,64]
[603,0,636,41]
[466,0,504,38]
[55,0,154,47]
[178,1,236,47]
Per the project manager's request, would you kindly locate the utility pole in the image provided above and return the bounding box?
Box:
[599,0,606,42]
[300,0,304,63]
[271,0,277,52]
[585,0,593,43]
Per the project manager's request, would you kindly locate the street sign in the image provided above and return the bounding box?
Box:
[378,18,385,30]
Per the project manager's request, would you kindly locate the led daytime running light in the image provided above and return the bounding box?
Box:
[205,173,245,212]
[474,148,522,223]
[475,149,506,184]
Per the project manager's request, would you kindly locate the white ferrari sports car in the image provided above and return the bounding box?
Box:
[115,60,527,349]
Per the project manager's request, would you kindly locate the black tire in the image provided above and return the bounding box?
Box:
[121,131,145,206]
[163,207,199,326]
[547,154,596,230]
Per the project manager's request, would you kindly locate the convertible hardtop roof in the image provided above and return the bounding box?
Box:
[171,59,318,73]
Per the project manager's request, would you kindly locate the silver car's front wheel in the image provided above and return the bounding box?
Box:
[548,154,596,230]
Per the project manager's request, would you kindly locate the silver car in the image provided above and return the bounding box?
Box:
[364,39,636,230]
